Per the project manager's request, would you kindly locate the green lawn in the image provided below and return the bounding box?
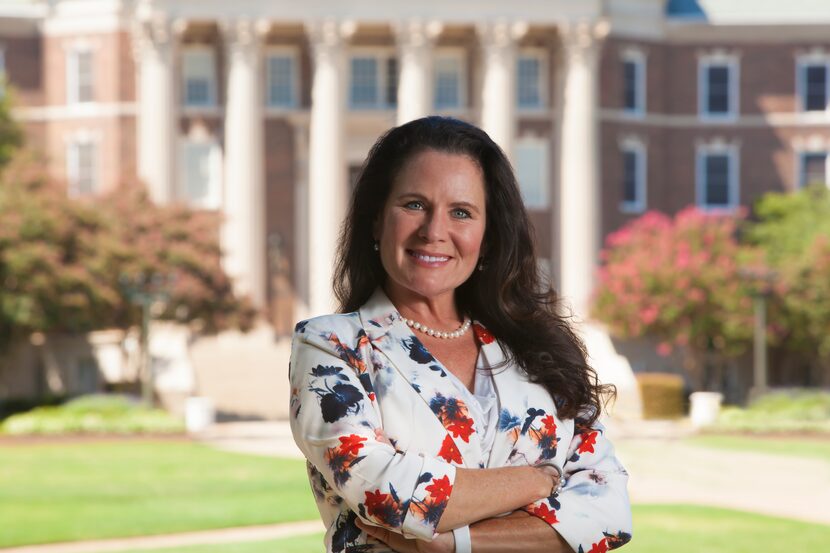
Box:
[626,504,830,553]
[123,505,830,553]
[0,441,318,548]
[688,434,830,463]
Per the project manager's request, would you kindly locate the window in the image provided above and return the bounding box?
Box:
[180,139,221,209]
[434,51,465,110]
[67,48,94,104]
[696,145,739,210]
[799,152,828,188]
[797,59,829,112]
[67,139,97,196]
[182,48,216,107]
[621,51,646,115]
[266,51,298,108]
[699,56,739,119]
[620,143,647,213]
[349,53,397,109]
[517,51,545,110]
[515,138,549,209]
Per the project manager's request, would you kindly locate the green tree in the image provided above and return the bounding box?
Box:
[746,187,830,383]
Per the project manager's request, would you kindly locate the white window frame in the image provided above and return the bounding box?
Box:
[619,138,647,214]
[265,46,299,111]
[515,136,550,209]
[179,134,223,210]
[66,45,94,105]
[698,53,739,121]
[348,48,397,111]
[796,150,830,189]
[621,48,646,117]
[66,132,98,197]
[433,48,467,112]
[795,52,830,113]
[696,142,740,211]
[516,48,547,111]
[181,46,217,109]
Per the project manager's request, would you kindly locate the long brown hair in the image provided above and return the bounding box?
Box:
[333,116,613,424]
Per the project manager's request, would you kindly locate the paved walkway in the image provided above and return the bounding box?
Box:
[3,419,828,552]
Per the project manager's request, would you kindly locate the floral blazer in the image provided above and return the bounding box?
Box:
[289,289,632,553]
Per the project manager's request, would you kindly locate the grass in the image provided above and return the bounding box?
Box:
[626,504,830,553]
[689,434,830,463]
[0,441,318,548]
[120,505,830,553]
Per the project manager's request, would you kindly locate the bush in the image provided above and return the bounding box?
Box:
[0,394,184,436]
[637,372,686,419]
[711,389,830,434]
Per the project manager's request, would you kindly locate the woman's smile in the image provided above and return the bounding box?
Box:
[407,249,452,267]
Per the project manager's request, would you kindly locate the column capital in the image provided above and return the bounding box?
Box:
[131,16,177,60]
[393,19,443,50]
[476,20,529,50]
[305,19,356,60]
[222,18,268,58]
[559,19,610,65]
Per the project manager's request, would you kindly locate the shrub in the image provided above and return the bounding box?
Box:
[0,394,184,435]
[712,389,830,434]
[637,372,686,419]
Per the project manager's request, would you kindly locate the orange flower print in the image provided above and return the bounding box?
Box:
[425,475,453,504]
[437,434,463,464]
[530,502,559,525]
[577,431,598,454]
[338,434,367,456]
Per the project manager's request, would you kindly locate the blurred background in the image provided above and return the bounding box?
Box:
[0,0,828,552]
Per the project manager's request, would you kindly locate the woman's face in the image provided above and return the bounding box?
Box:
[375,149,487,305]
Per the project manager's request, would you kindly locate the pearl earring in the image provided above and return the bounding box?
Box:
[373,241,379,251]
[477,259,485,271]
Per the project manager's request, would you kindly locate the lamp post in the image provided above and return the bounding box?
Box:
[119,272,174,407]
[739,266,777,400]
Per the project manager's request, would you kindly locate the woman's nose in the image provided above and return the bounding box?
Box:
[418,212,447,242]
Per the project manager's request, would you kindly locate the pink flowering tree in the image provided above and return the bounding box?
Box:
[590,207,766,390]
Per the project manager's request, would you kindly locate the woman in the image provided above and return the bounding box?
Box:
[289,117,632,553]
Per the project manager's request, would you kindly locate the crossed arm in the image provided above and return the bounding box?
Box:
[359,509,571,553]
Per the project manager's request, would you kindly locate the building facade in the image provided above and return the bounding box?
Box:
[3,0,830,339]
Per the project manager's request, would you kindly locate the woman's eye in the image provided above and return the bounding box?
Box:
[452,208,471,219]
[404,201,424,210]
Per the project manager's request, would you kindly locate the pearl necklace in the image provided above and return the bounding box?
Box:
[401,316,472,339]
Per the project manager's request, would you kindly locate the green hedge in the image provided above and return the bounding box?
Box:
[712,389,830,434]
[0,394,184,436]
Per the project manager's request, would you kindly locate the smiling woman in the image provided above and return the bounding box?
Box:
[289,117,632,553]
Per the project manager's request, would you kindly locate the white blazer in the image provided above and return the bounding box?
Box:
[289,288,632,553]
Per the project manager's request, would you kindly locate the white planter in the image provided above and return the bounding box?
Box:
[689,391,723,428]
[185,396,215,434]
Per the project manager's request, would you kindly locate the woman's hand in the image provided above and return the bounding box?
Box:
[356,518,456,553]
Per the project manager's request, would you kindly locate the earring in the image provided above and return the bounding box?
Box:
[477,258,485,271]
[373,240,379,251]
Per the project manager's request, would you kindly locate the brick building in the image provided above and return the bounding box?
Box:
[1,0,828,410]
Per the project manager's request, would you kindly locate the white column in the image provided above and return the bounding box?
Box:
[222,19,267,308]
[306,20,352,316]
[557,20,609,320]
[133,16,177,204]
[395,20,442,125]
[477,21,527,161]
